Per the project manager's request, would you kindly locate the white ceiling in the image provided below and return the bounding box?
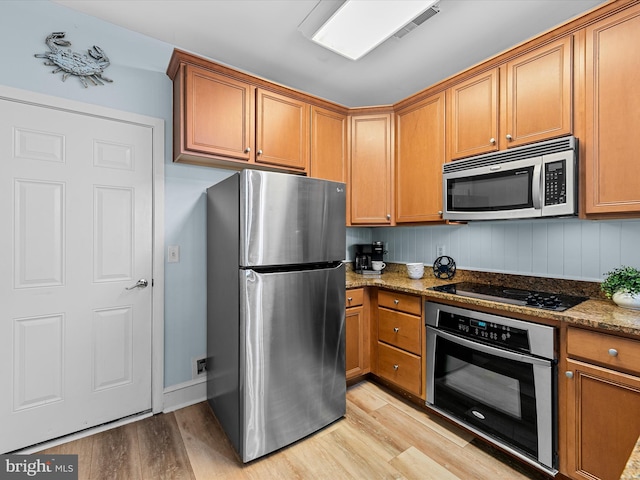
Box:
[53,0,606,107]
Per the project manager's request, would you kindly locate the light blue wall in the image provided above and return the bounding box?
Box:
[0,1,233,388]
[347,219,640,282]
[4,2,640,390]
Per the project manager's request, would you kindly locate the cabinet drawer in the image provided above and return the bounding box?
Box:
[378,290,422,315]
[346,288,364,308]
[567,327,640,375]
[377,342,421,395]
[378,308,421,355]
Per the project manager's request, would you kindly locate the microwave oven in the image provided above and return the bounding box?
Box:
[442,136,577,221]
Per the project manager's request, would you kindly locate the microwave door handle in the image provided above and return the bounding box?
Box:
[532,163,542,210]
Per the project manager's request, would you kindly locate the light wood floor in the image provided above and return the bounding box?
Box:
[38,381,548,479]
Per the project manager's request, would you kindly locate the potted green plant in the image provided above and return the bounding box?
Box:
[601,266,640,310]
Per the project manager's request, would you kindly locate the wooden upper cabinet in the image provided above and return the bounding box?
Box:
[182,64,254,163]
[256,89,309,171]
[584,3,640,215]
[505,36,572,147]
[350,113,393,225]
[310,106,347,183]
[396,92,446,223]
[448,68,499,160]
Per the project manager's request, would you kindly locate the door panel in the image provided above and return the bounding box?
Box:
[240,264,346,461]
[0,98,153,453]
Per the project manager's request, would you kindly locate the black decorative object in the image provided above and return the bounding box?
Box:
[433,255,456,279]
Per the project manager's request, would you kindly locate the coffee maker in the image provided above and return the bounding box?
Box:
[354,241,385,274]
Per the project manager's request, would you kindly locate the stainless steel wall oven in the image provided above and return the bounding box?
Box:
[425,302,557,476]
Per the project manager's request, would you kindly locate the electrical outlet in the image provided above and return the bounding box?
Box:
[192,356,207,379]
[436,244,446,257]
[168,245,180,263]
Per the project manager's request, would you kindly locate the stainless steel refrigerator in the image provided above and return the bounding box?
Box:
[206,169,346,463]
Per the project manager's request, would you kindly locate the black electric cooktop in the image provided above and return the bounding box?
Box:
[430,282,587,311]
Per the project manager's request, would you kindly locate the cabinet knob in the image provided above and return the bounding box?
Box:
[438,210,443,216]
[347,297,353,303]
[244,147,251,153]
[565,371,574,379]
[394,299,400,305]
[506,134,513,141]
[386,214,391,220]
[608,348,618,357]
[257,149,263,155]
[393,327,400,333]
[393,364,399,371]
[489,137,496,144]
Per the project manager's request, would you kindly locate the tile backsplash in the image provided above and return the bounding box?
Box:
[347,219,640,283]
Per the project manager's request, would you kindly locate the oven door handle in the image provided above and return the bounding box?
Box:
[429,327,552,367]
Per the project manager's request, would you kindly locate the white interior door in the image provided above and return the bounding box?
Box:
[0,97,153,453]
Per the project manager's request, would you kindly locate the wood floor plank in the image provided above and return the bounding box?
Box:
[88,422,141,480]
[358,382,475,447]
[38,435,94,479]
[174,402,243,480]
[371,403,540,480]
[346,382,389,413]
[136,413,195,480]
[390,446,462,480]
[317,423,407,479]
[33,380,551,480]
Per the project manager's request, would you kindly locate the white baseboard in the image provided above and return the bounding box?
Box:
[162,377,207,413]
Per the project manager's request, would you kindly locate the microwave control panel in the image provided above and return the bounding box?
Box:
[544,160,566,206]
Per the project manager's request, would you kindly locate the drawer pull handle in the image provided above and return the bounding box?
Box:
[393,327,399,333]
[394,299,400,305]
[347,297,352,302]
[393,364,399,371]
[565,371,574,379]
[608,348,618,357]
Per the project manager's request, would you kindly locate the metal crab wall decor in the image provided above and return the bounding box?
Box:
[34,32,113,88]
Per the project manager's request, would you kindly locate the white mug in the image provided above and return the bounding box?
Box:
[371,261,386,271]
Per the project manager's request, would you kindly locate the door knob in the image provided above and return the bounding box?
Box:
[506,134,513,141]
[126,278,149,290]
[565,371,574,379]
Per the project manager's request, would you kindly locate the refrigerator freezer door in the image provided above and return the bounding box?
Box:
[240,170,346,267]
[240,263,346,462]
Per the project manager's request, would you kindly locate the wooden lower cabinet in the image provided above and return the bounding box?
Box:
[374,290,424,398]
[563,327,640,480]
[346,288,369,380]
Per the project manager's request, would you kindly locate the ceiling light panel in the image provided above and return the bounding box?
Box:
[312,0,438,60]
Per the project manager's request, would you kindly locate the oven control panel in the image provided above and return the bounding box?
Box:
[438,312,530,353]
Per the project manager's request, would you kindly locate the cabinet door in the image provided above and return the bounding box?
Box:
[505,36,572,147]
[256,89,309,171]
[448,69,499,160]
[310,106,347,183]
[584,4,640,214]
[564,358,640,480]
[346,305,365,380]
[396,92,445,223]
[350,113,393,225]
[184,65,254,161]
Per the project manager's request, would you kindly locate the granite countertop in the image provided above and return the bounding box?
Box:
[346,263,640,478]
[622,437,640,480]
[346,266,640,337]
